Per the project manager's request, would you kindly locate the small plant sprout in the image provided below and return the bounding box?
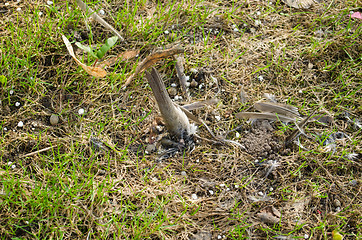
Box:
[76,36,118,66]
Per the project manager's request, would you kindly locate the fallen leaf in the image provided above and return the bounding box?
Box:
[97,49,140,69]
[123,47,184,88]
[282,0,317,9]
[350,12,362,20]
[62,35,107,78]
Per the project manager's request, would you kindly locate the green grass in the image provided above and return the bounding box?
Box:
[0,0,361,239]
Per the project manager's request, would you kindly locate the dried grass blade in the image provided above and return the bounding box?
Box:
[173,55,189,100]
[285,109,317,145]
[62,35,107,78]
[123,47,184,88]
[182,98,219,111]
[254,101,299,117]
[76,0,124,42]
[236,112,296,122]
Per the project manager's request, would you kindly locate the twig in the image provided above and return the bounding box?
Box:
[21,145,57,158]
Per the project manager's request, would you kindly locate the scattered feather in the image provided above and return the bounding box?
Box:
[182,98,219,111]
[254,101,299,117]
[282,0,318,9]
[257,212,280,225]
[263,93,277,103]
[62,35,107,78]
[173,55,189,100]
[76,0,124,41]
[236,112,296,122]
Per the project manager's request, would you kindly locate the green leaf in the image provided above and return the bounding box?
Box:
[0,75,7,87]
[75,42,98,59]
[96,36,118,59]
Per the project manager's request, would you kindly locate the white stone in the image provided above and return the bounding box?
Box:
[235,132,240,138]
[257,11,261,15]
[3,127,7,131]
[191,194,198,200]
[258,75,264,81]
[164,30,169,34]
[215,115,221,121]
[17,121,24,127]
[11,164,16,169]
[16,7,21,11]
[46,1,53,5]
[235,184,239,188]
[99,9,105,15]
[209,190,214,195]
[270,187,274,191]
[38,12,43,16]
[5,2,9,6]
[171,83,177,87]
[7,162,13,166]
[15,102,20,107]
[181,171,187,176]
[304,234,309,239]
[78,108,85,115]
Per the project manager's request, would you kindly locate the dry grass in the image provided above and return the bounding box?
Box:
[0,0,361,239]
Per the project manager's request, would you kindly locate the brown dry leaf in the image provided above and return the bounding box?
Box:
[122,47,184,88]
[62,35,107,78]
[282,0,318,9]
[97,49,140,69]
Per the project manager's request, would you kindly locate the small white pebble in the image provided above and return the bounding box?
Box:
[217,235,222,239]
[46,1,53,5]
[258,75,264,81]
[7,161,13,166]
[11,164,16,169]
[304,234,309,239]
[17,121,24,127]
[145,150,149,154]
[233,28,239,32]
[191,194,198,200]
[226,188,230,191]
[174,95,179,101]
[38,11,43,16]
[15,102,20,107]
[235,184,239,188]
[31,128,35,130]
[181,171,187,176]
[209,190,214,195]
[171,83,177,87]
[17,0,21,2]
[185,76,190,81]
[255,20,261,26]
[298,90,303,94]
[232,24,237,28]
[270,187,274,191]
[335,207,341,212]
[164,30,169,34]
[155,125,163,132]
[243,23,248,27]
[78,108,85,115]
[198,83,204,89]
[258,191,264,196]
[16,7,21,11]
[186,81,190,87]
[190,68,198,74]
[215,115,221,121]
[99,9,105,15]
[235,132,240,138]
[196,159,199,163]
[219,183,225,187]
[3,127,7,131]
[257,11,261,16]
[5,2,9,6]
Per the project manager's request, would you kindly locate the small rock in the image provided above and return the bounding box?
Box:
[215,115,221,121]
[181,171,187,176]
[99,9,105,15]
[15,102,20,107]
[16,7,21,11]
[334,199,341,207]
[9,90,14,95]
[11,165,16,169]
[17,121,24,127]
[46,0,53,5]
[168,87,177,96]
[50,114,59,125]
[164,30,169,34]
[190,79,198,87]
[191,194,198,200]
[78,108,85,115]
[171,83,177,87]
[209,190,214,195]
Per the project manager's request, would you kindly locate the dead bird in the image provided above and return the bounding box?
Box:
[145,68,197,153]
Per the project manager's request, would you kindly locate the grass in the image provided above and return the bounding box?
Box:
[0,0,361,239]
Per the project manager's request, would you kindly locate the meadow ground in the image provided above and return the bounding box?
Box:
[0,0,361,239]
